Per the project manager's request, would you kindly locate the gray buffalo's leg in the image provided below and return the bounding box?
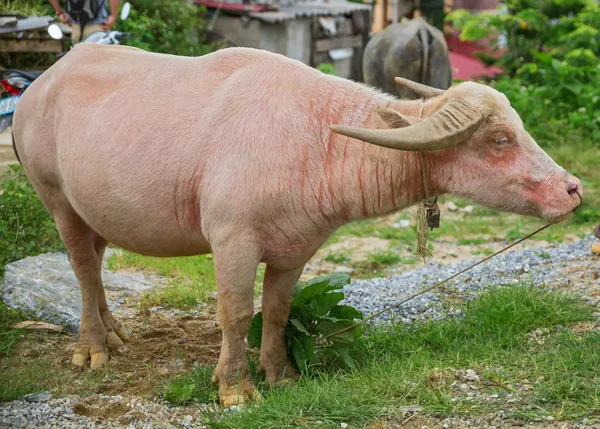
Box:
[93,235,129,348]
[54,210,110,368]
[259,265,303,383]
[211,238,262,407]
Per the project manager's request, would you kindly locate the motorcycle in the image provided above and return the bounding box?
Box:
[0,69,42,132]
[0,3,131,132]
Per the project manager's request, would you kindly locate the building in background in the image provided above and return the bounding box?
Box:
[199,0,372,80]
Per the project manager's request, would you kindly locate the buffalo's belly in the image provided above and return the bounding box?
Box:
[77,201,210,257]
[61,170,210,257]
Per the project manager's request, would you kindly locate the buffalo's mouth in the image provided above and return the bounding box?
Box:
[543,210,573,225]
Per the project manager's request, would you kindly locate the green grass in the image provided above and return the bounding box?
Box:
[108,252,266,309]
[457,237,489,246]
[367,250,401,266]
[0,302,26,357]
[333,219,417,244]
[323,252,351,264]
[162,284,597,428]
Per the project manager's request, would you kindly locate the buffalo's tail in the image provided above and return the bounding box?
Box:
[12,130,21,164]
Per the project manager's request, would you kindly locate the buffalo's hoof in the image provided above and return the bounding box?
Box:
[72,343,109,368]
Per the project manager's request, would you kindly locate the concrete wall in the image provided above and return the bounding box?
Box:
[212,15,357,78]
[213,16,311,65]
[213,16,261,48]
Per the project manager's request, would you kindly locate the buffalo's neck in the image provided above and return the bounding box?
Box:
[312,89,447,228]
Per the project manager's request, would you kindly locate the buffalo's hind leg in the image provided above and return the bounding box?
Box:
[53,210,110,368]
[93,234,130,349]
[258,265,303,383]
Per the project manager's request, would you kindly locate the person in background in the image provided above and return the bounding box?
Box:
[49,0,120,43]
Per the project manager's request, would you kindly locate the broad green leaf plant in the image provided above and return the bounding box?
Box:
[248,273,364,373]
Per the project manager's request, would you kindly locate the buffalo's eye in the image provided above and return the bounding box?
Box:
[493,137,510,150]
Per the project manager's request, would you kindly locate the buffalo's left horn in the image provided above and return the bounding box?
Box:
[395,77,445,98]
[329,100,483,152]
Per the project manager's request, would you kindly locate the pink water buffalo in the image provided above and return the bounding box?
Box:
[13,45,582,407]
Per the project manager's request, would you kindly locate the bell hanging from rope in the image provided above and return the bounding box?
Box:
[425,200,441,230]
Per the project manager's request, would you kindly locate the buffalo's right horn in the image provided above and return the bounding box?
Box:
[395,77,445,98]
[329,100,483,152]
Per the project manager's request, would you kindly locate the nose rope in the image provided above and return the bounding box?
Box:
[418,102,432,202]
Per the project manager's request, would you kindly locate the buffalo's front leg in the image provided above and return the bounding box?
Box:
[259,265,303,383]
[212,239,261,407]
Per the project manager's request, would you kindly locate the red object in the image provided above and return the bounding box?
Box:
[448,51,503,80]
[445,31,505,58]
[195,1,274,13]
[445,30,504,80]
[0,80,21,96]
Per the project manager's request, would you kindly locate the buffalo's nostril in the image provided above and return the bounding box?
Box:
[566,180,582,205]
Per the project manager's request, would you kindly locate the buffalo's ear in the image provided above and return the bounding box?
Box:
[375,107,420,129]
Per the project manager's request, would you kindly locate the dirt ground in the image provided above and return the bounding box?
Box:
[5,292,222,400]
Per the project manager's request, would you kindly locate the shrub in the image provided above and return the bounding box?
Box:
[248,273,363,373]
[0,165,63,277]
[116,0,214,56]
[316,63,338,76]
[1,0,55,69]
[446,0,600,144]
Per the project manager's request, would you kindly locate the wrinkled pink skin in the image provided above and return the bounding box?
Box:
[13,45,582,406]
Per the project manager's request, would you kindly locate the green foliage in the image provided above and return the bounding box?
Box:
[446,1,600,144]
[0,302,26,357]
[367,250,401,266]
[115,0,214,56]
[0,0,55,68]
[316,63,338,76]
[163,366,217,404]
[3,0,53,16]
[0,165,63,278]
[324,252,350,264]
[248,274,363,373]
[139,280,209,309]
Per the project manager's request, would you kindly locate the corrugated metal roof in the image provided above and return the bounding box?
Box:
[249,2,371,23]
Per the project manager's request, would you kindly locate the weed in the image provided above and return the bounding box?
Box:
[324,252,350,264]
[367,251,401,266]
[457,237,488,245]
[0,165,63,278]
[505,221,525,242]
[163,366,217,404]
[0,301,26,356]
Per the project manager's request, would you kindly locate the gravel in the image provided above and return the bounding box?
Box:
[0,394,213,429]
[343,235,600,324]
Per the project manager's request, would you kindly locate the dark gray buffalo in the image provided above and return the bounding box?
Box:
[363,17,453,99]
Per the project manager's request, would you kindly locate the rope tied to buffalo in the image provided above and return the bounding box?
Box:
[325,223,552,340]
